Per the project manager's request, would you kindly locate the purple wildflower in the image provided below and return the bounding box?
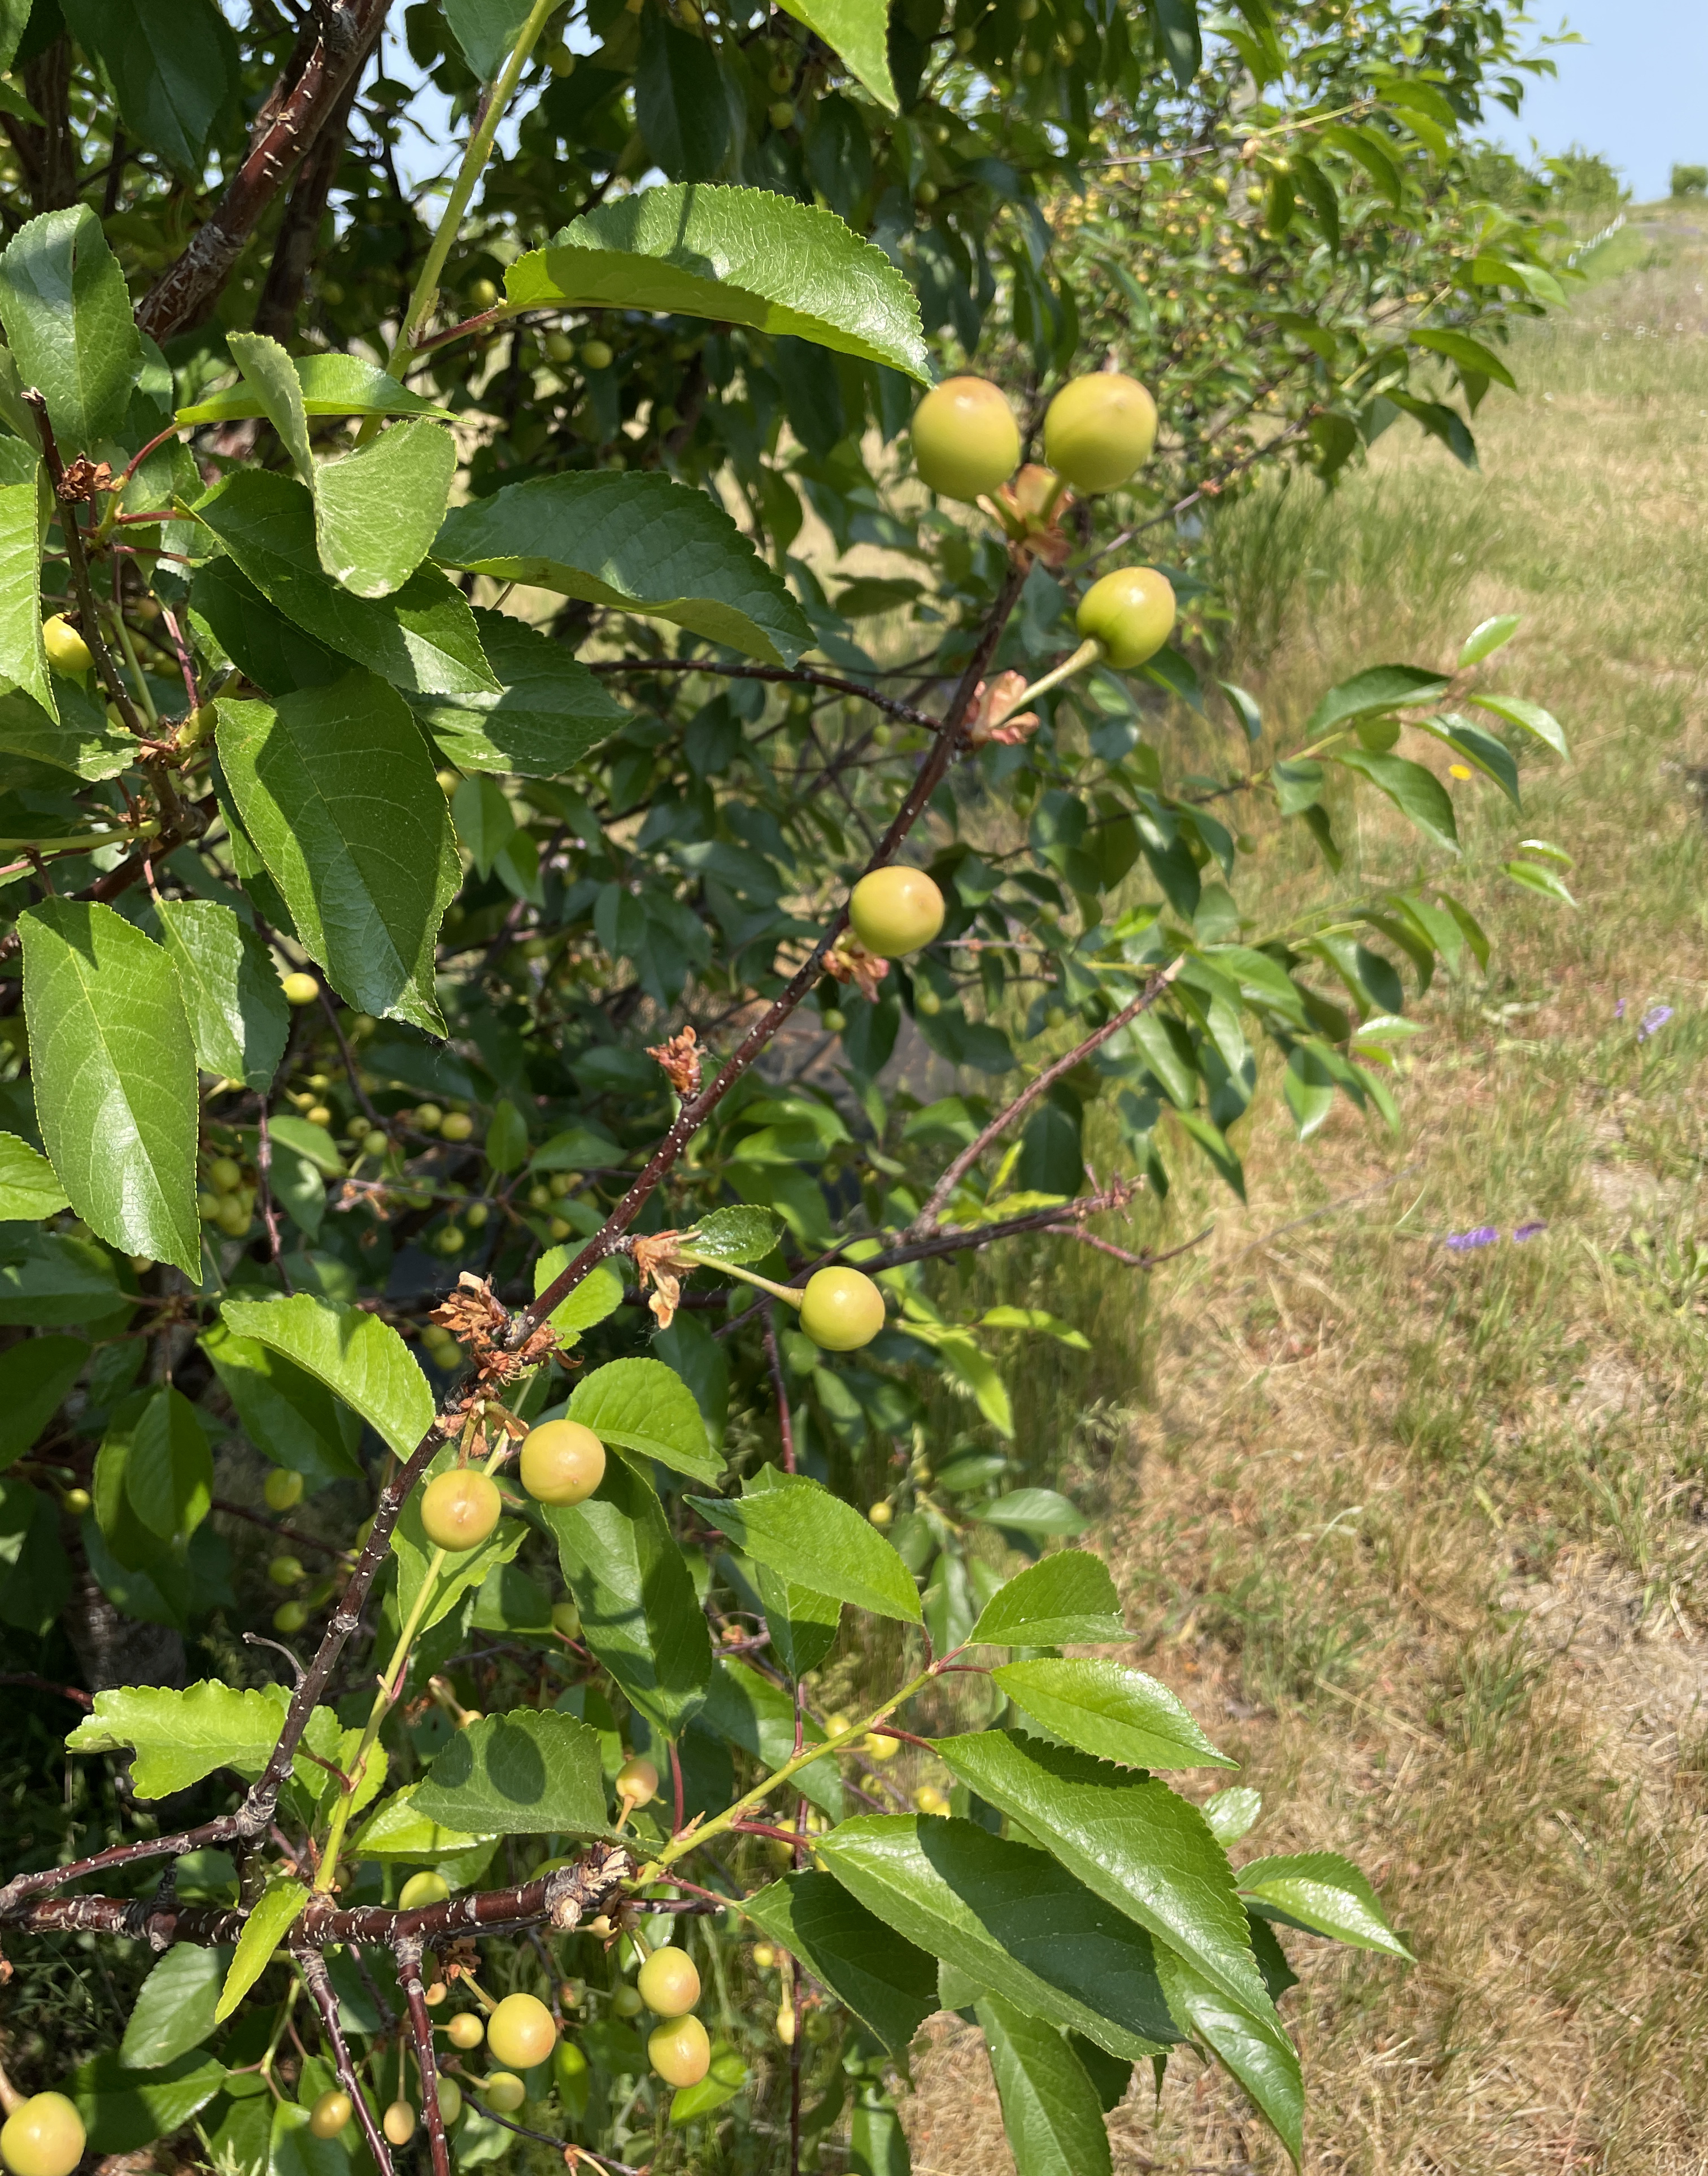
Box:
[1615,999,1626,1019]
[1638,1004,1674,1042]
[1445,1226,1500,1252]
[1513,1221,1548,1243]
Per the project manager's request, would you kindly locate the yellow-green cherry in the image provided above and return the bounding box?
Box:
[910,377,1021,501]
[0,2094,86,2176]
[518,1418,605,1506]
[648,2015,711,2087]
[637,1946,702,2018]
[485,1992,557,2070]
[398,1870,450,1910]
[848,867,944,958]
[1075,567,1177,669]
[308,2091,352,2139]
[1043,371,1158,493]
[419,1469,502,1552]
[40,615,91,676]
[799,1267,886,1351]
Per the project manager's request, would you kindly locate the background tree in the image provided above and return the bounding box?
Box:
[0,2,1575,2173]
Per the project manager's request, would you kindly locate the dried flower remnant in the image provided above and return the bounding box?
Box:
[631,1230,698,1330]
[645,1025,702,1096]
[968,671,1043,747]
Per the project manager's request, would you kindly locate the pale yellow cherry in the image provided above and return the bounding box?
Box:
[419,1469,502,1552]
[486,1992,557,2070]
[848,865,944,958]
[637,1946,701,2018]
[911,377,1021,501]
[0,2094,85,2176]
[519,1418,606,1506]
[648,2015,711,2087]
[799,1267,886,1352]
[1075,567,1177,670]
[1043,371,1158,493]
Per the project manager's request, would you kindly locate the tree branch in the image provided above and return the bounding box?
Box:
[298,1946,395,2176]
[136,0,391,344]
[588,658,945,735]
[396,1934,451,2176]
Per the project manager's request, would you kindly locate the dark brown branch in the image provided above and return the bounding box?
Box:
[910,955,1187,1235]
[212,1498,342,1560]
[137,1,392,344]
[589,658,945,735]
[396,1935,451,2176]
[25,394,146,737]
[0,1672,92,1708]
[253,73,362,342]
[298,1946,395,2176]
[513,562,1030,1344]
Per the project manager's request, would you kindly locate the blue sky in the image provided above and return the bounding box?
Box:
[1487,0,1708,202]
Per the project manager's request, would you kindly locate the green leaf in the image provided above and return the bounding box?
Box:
[199,1318,364,1486]
[507,185,931,380]
[686,1465,922,1624]
[390,1439,525,1632]
[1148,1944,1301,2160]
[121,1944,231,2070]
[815,1815,1178,2059]
[176,353,453,428]
[750,1547,838,1682]
[433,472,813,669]
[974,1489,1088,1540]
[0,678,132,780]
[59,0,236,168]
[995,1660,1235,1773]
[351,1782,495,1862]
[746,1872,938,2056]
[452,773,515,877]
[931,1731,1276,2029]
[224,330,313,481]
[968,1552,1128,1648]
[443,0,532,78]
[216,1875,309,2023]
[774,0,897,108]
[215,674,460,1034]
[1334,748,1459,855]
[0,1130,69,1220]
[1148,0,1201,88]
[0,1334,86,1471]
[195,469,498,697]
[1302,664,1449,738]
[1203,1786,1262,1846]
[848,2094,910,2176]
[69,2048,225,2156]
[699,1655,843,1821]
[0,1231,126,1325]
[0,204,142,454]
[66,1678,291,1798]
[1457,613,1520,668]
[975,1995,1112,2176]
[410,1709,610,1836]
[0,1474,67,1631]
[1419,714,1519,806]
[410,609,626,779]
[0,465,55,724]
[219,1292,435,1457]
[1503,856,1576,907]
[1470,691,1568,757]
[154,899,290,1091]
[315,419,458,598]
[545,1454,713,1735]
[1410,327,1517,391]
[533,1249,626,1339]
[683,1204,781,1264]
[1236,1852,1412,1957]
[124,1385,213,1545]
[470,1558,554,1634]
[485,1097,529,1173]
[567,1356,723,1485]
[20,899,200,1275]
[635,12,732,182]
[267,1114,343,1176]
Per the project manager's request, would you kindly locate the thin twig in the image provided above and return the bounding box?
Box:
[298,1946,395,2176]
[589,657,944,734]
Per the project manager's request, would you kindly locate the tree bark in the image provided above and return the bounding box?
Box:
[251,76,361,342]
[5,34,78,212]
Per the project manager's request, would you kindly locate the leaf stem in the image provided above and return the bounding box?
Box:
[387,0,560,382]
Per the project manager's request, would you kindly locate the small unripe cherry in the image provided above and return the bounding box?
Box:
[263,1467,304,1512]
[848,865,944,958]
[434,2078,463,2127]
[209,1155,243,1193]
[483,2073,526,2114]
[910,376,1020,501]
[551,1600,582,1638]
[280,972,320,1007]
[637,1946,701,2018]
[486,1992,557,2070]
[1075,566,1177,670]
[648,2014,711,2087]
[309,2090,352,2139]
[41,615,91,676]
[399,1870,450,1910]
[799,1267,886,1352]
[414,1103,444,1133]
[1044,372,1159,494]
[383,2102,417,2146]
[419,1469,502,1552]
[868,1500,894,1526]
[545,331,576,363]
[441,1111,474,1142]
[611,1983,643,2018]
[554,2040,589,2081]
[446,2012,484,2050]
[62,1487,90,1518]
[273,1600,308,1634]
[520,1418,606,1507]
[775,2001,797,2047]
[914,1784,951,1815]
[616,1755,659,1809]
[0,2093,85,2176]
[863,1731,899,1761]
[751,1943,777,1969]
[581,337,613,371]
[768,99,796,130]
[268,1554,304,1588]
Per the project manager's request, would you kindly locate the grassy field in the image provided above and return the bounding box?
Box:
[902,204,1708,2175]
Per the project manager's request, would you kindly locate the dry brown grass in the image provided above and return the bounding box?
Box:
[899,204,1708,2175]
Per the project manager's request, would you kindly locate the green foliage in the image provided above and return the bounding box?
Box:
[0,2,1573,2169]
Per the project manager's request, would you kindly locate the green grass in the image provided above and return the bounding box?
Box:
[902,201,1708,2175]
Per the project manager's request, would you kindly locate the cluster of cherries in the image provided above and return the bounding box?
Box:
[911,367,1177,669]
